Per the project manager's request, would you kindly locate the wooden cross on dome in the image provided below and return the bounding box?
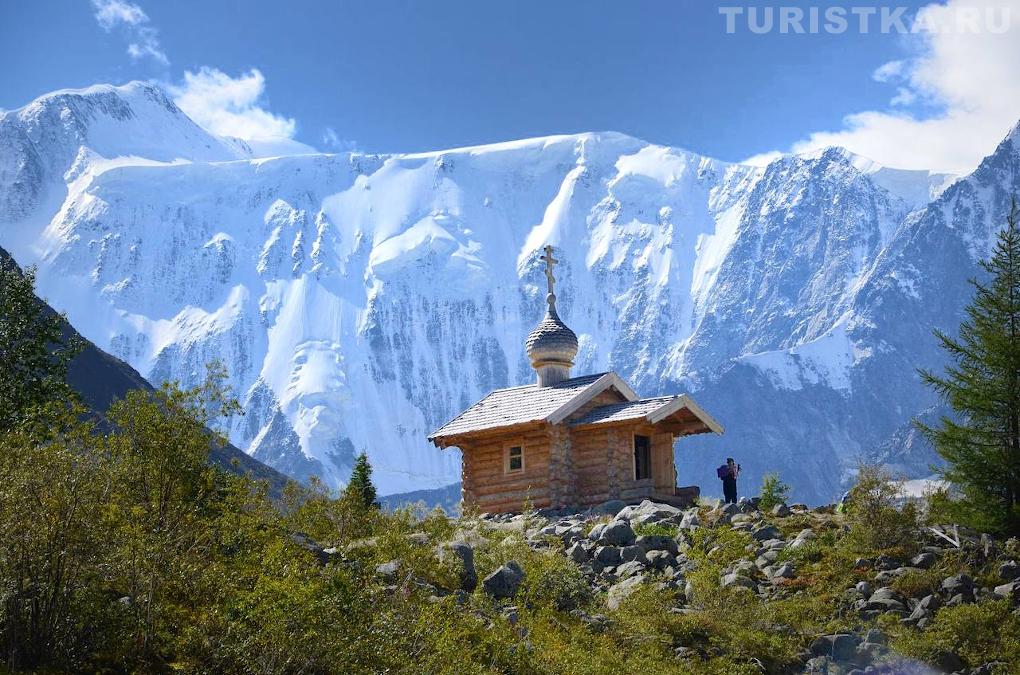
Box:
[540,245,558,302]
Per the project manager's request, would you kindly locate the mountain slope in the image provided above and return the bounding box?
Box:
[1,81,1014,503]
[0,245,289,494]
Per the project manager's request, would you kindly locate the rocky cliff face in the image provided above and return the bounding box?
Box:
[1,81,1015,501]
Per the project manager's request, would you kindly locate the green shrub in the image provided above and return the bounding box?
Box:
[634,521,677,538]
[758,472,791,511]
[894,600,1020,669]
[843,464,920,556]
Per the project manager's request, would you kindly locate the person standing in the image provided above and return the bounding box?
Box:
[718,457,741,504]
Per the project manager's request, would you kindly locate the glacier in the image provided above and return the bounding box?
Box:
[1,80,1018,502]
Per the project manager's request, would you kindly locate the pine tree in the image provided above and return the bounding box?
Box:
[0,255,81,432]
[343,451,379,509]
[918,199,1020,534]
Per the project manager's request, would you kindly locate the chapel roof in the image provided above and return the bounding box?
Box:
[428,371,634,446]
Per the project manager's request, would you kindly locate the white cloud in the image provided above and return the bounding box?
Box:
[745,0,1020,174]
[322,127,357,152]
[91,0,168,65]
[169,67,298,142]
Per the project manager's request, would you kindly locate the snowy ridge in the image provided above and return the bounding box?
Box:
[1,81,1018,502]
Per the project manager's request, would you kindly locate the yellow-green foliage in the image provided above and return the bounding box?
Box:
[6,366,1020,674]
[892,600,1020,669]
[634,521,677,538]
[843,464,920,557]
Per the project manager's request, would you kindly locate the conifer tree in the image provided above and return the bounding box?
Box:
[0,254,81,431]
[918,199,1020,534]
[344,451,380,509]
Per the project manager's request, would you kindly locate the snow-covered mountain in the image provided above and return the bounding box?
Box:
[1,81,1016,502]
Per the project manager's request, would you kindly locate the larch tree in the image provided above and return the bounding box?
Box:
[918,199,1020,534]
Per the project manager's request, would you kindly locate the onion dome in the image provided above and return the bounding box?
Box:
[526,246,577,386]
[525,299,578,370]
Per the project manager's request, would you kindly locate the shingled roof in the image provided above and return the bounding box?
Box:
[428,371,638,445]
[568,396,675,426]
[568,394,724,435]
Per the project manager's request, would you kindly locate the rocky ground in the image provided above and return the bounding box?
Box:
[314,497,1020,674]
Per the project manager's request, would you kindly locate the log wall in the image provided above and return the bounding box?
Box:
[460,426,553,512]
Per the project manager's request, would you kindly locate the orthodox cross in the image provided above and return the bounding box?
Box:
[540,245,558,304]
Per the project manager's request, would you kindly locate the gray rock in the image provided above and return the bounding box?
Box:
[854,581,873,597]
[376,559,402,581]
[771,503,791,517]
[874,555,901,571]
[809,633,860,661]
[645,550,675,570]
[590,499,627,516]
[999,560,1020,581]
[600,520,637,546]
[906,593,941,622]
[635,534,679,556]
[619,545,647,563]
[751,524,782,542]
[616,500,681,523]
[941,573,974,596]
[588,523,607,541]
[720,573,756,590]
[482,561,525,599]
[566,541,589,564]
[910,551,938,569]
[437,540,478,591]
[593,546,623,568]
[771,562,796,579]
[607,574,646,610]
[993,580,1020,601]
[616,560,646,579]
[679,511,701,529]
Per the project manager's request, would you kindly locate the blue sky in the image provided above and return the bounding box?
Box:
[1,0,1017,172]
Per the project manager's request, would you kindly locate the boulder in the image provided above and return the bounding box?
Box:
[566,542,589,564]
[679,511,701,529]
[607,574,646,610]
[998,560,1020,581]
[751,524,782,542]
[720,573,756,590]
[437,541,478,592]
[600,520,637,546]
[615,560,646,579]
[770,562,796,580]
[636,535,680,556]
[809,633,860,662]
[645,550,675,570]
[619,545,647,564]
[590,499,627,516]
[482,561,525,599]
[588,523,607,541]
[593,546,623,568]
[910,551,938,569]
[854,581,873,597]
[616,500,681,523]
[941,573,975,597]
[993,580,1020,602]
[771,503,791,517]
[376,559,402,581]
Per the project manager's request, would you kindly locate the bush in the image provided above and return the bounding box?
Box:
[894,600,1020,669]
[758,472,791,511]
[634,521,677,538]
[843,464,920,556]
